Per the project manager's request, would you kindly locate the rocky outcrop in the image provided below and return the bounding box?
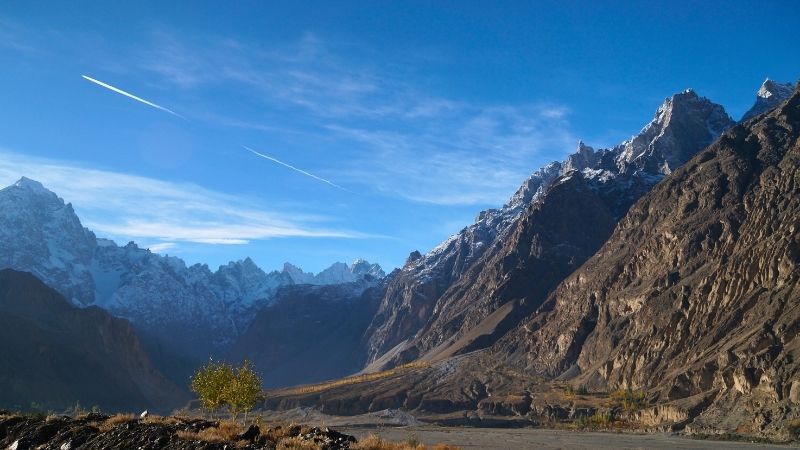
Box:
[495,82,800,437]
[0,269,186,412]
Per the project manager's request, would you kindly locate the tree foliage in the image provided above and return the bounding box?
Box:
[190,358,263,423]
[225,359,263,422]
[191,359,234,417]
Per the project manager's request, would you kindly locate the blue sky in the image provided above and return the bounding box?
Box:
[1,1,798,273]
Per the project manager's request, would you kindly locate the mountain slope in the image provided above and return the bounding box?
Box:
[365,89,735,369]
[0,269,186,412]
[494,82,800,436]
[231,279,384,388]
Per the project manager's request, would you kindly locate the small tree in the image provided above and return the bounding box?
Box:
[224,359,263,424]
[191,358,234,418]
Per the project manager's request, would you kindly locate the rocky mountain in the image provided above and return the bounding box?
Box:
[282,259,385,285]
[741,79,795,122]
[0,268,186,412]
[230,278,385,388]
[364,88,735,368]
[263,82,800,440]
[490,81,800,437]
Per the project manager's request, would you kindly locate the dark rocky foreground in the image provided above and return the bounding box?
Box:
[0,412,356,450]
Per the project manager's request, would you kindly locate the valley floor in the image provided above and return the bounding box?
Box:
[341,426,798,450]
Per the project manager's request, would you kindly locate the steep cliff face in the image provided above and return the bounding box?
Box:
[496,83,800,435]
[366,89,735,369]
[0,269,186,412]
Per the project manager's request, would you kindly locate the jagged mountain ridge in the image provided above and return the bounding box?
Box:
[283,259,385,285]
[0,177,383,351]
[0,269,187,412]
[364,88,735,367]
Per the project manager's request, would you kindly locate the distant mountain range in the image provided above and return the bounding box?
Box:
[0,78,797,439]
[0,177,382,352]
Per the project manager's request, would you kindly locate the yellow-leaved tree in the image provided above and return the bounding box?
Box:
[190,359,234,418]
[225,359,264,423]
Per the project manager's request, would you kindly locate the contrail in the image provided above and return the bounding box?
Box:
[243,146,346,191]
[82,75,185,119]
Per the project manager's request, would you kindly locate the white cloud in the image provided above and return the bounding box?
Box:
[0,149,372,245]
[147,242,177,253]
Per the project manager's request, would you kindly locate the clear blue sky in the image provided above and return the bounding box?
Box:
[1,1,798,272]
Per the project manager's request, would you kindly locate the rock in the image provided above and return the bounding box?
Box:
[238,425,260,442]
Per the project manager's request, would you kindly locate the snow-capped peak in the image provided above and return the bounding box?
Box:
[742,79,795,122]
[758,79,794,99]
[282,259,385,285]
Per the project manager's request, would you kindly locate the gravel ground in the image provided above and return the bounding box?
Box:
[341,426,798,450]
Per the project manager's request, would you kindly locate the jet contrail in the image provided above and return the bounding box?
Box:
[82,75,185,119]
[243,146,346,191]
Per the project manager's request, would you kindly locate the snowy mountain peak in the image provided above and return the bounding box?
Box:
[614,89,733,175]
[742,79,795,122]
[14,176,48,191]
[758,79,794,99]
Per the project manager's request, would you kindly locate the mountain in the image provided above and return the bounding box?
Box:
[0,178,386,385]
[741,79,795,122]
[263,82,800,440]
[282,259,385,285]
[230,278,385,388]
[364,88,735,369]
[0,268,186,412]
[0,178,384,349]
[492,81,800,436]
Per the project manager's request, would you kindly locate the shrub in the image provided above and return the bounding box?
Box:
[610,388,648,411]
[787,419,800,437]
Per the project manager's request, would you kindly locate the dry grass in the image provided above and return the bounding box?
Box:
[351,434,460,450]
[282,362,430,396]
[176,420,244,443]
[140,414,182,426]
[276,437,322,450]
[98,413,136,432]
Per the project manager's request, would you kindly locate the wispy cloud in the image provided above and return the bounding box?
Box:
[0,149,372,247]
[243,146,346,191]
[147,242,177,253]
[135,31,577,206]
[82,75,185,118]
